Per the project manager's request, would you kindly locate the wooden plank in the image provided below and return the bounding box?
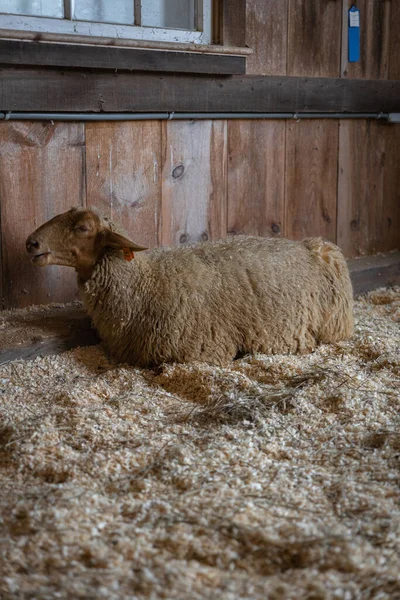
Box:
[382,124,400,253]
[288,0,342,77]
[337,120,386,258]
[0,28,252,55]
[221,0,246,47]
[341,0,349,81]
[85,121,161,249]
[348,251,400,296]
[2,69,400,113]
[285,120,338,242]
[342,0,391,80]
[246,0,288,76]
[0,304,99,363]
[160,119,227,247]
[0,122,85,309]
[0,39,247,75]
[0,208,3,311]
[389,2,400,79]
[227,120,285,237]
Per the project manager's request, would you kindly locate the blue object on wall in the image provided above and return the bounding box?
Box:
[348,5,360,63]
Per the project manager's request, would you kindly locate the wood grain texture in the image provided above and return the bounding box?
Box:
[221,0,246,47]
[0,39,246,75]
[0,194,3,310]
[0,122,85,309]
[337,120,387,257]
[227,120,285,237]
[342,0,391,80]
[246,0,288,75]
[2,69,400,113]
[285,120,338,242]
[288,0,342,77]
[382,124,400,253]
[160,120,227,247]
[85,121,161,249]
[389,2,400,79]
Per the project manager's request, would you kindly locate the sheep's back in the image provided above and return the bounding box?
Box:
[139,236,353,362]
[84,235,353,366]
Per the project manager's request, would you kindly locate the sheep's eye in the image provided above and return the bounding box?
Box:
[75,225,89,233]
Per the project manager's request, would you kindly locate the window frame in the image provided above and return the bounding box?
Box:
[0,0,213,46]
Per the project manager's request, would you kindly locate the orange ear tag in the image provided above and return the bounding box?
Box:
[122,248,135,261]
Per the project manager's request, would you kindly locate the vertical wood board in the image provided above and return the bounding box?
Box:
[337,120,387,257]
[288,0,342,77]
[389,2,400,79]
[85,121,162,249]
[382,124,400,253]
[341,0,391,80]
[221,0,246,47]
[227,120,285,237]
[246,0,288,75]
[0,180,3,309]
[0,122,85,309]
[160,119,227,247]
[285,120,339,243]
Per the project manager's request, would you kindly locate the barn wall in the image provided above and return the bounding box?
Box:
[1,116,399,310]
[0,0,399,309]
[245,0,400,257]
[247,0,397,79]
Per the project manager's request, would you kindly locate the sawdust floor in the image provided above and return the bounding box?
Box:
[0,288,399,600]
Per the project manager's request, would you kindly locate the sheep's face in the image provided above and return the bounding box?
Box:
[26,207,147,280]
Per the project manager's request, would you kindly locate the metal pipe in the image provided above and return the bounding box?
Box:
[169,112,389,120]
[0,112,170,121]
[0,111,393,121]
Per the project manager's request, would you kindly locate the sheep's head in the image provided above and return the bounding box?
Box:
[26,207,147,281]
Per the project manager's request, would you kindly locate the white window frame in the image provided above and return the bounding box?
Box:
[0,0,212,45]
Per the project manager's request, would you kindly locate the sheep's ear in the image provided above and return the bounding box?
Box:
[101,230,148,252]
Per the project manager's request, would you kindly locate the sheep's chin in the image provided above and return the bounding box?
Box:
[31,252,51,266]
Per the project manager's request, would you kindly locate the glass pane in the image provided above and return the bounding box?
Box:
[0,0,63,17]
[73,0,134,25]
[141,0,195,30]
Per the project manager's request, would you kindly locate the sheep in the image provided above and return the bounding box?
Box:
[26,207,354,367]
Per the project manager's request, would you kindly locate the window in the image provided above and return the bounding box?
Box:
[0,0,212,44]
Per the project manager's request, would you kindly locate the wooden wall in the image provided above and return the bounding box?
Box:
[0,116,399,310]
[245,0,400,255]
[0,0,399,309]
[246,0,397,78]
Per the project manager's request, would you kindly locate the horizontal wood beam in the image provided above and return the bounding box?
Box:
[1,68,400,113]
[0,39,246,75]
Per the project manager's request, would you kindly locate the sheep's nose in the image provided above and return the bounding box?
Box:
[26,238,40,253]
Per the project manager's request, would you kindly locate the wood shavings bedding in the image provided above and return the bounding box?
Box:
[0,287,399,600]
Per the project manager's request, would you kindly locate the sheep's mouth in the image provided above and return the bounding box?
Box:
[31,252,51,266]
